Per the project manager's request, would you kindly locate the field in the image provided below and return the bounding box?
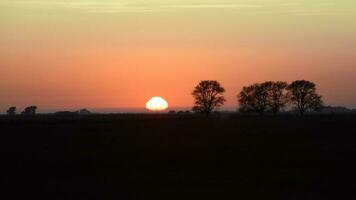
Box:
[1,114,356,199]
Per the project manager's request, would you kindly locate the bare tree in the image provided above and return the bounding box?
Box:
[287,80,323,115]
[7,106,17,116]
[267,81,288,114]
[192,80,226,115]
[238,82,270,114]
[22,106,37,115]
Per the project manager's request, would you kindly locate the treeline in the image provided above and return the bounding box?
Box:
[5,107,92,116]
[192,80,323,115]
[4,80,323,116]
[6,106,37,116]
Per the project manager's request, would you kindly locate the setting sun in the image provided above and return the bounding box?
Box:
[146,97,169,111]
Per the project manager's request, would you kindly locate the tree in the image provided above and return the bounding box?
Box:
[6,106,17,116]
[21,106,37,115]
[238,81,288,114]
[78,109,91,115]
[267,81,288,114]
[286,80,323,115]
[238,82,270,114]
[192,80,226,115]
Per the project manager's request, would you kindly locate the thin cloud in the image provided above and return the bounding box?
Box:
[159,4,263,9]
[281,8,353,16]
[2,0,352,15]
[292,12,352,16]
[3,1,263,13]
[3,1,156,13]
[85,8,159,13]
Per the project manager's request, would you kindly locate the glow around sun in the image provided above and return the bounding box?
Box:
[146,97,169,111]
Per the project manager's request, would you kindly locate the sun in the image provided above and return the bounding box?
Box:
[146,97,169,111]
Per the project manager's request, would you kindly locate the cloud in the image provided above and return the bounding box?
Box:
[159,4,263,9]
[2,1,263,13]
[66,2,155,13]
[2,0,353,15]
[2,1,156,13]
[292,11,352,16]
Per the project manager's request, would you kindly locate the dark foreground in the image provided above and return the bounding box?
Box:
[1,114,356,199]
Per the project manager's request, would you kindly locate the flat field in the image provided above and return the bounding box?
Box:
[1,114,355,199]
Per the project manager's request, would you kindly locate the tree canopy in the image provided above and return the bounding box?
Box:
[192,80,226,115]
[287,80,323,115]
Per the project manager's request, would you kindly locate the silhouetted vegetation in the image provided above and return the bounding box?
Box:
[53,109,91,116]
[238,82,271,114]
[1,114,355,199]
[6,106,16,116]
[287,80,323,115]
[54,111,79,116]
[78,108,92,115]
[0,80,350,199]
[238,80,322,115]
[2,80,326,117]
[238,81,288,114]
[321,106,355,114]
[267,81,288,114]
[21,106,37,115]
[192,80,226,115]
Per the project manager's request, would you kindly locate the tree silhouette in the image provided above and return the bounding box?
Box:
[238,81,288,114]
[21,106,37,115]
[192,80,226,115]
[78,109,91,115]
[238,82,270,114]
[6,106,17,116]
[287,80,323,115]
[267,81,288,114]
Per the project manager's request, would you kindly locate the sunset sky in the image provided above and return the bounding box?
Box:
[1,0,356,112]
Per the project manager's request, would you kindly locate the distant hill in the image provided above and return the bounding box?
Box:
[54,111,79,116]
[54,109,92,116]
[321,106,353,114]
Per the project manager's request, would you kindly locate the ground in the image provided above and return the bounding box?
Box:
[0,114,355,199]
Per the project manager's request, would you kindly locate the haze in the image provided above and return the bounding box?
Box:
[1,0,356,112]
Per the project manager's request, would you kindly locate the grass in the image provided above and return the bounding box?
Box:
[0,114,355,199]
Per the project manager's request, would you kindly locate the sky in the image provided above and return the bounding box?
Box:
[1,0,356,112]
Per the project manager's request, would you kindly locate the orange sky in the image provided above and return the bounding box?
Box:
[1,0,356,112]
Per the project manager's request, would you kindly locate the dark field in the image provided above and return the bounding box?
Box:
[1,114,356,199]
